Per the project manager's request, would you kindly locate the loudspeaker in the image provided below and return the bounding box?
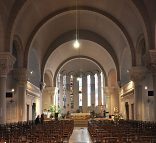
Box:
[148,90,154,96]
[6,92,13,98]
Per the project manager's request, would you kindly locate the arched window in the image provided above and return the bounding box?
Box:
[87,75,91,106]
[54,87,58,106]
[70,75,74,109]
[78,77,82,106]
[57,74,61,106]
[95,73,98,106]
[63,75,66,108]
[101,72,104,105]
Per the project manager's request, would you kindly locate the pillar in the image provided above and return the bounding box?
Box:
[91,75,95,111]
[42,87,54,110]
[40,82,46,114]
[82,75,87,112]
[104,87,110,113]
[130,66,147,120]
[0,53,15,124]
[14,68,28,121]
[98,73,101,105]
[74,76,79,112]
[108,87,119,115]
[149,50,156,121]
[153,74,156,121]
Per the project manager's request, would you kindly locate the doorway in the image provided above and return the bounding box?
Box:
[131,103,134,120]
[27,104,29,121]
[125,102,129,120]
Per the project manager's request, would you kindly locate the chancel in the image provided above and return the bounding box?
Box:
[0,0,156,142]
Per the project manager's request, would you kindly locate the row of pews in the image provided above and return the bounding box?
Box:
[88,119,156,143]
[0,119,74,143]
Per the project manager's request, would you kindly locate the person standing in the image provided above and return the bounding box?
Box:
[41,113,44,124]
[35,115,40,125]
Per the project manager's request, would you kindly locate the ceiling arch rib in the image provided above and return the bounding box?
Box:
[44,69,53,87]
[24,6,135,67]
[53,56,108,87]
[42,30,120,83]
[129,0,152,50]
[6,0,27,51]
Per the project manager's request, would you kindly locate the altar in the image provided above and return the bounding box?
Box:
[70,113,90,120]
[70,113,90,127]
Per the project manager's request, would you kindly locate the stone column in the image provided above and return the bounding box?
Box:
[149,50,156,120]
[40,82,46,114]
[14,68,28,121]
[153,74,156,121]
[42,87,54,110]
[82,76,87,112]
[130,66,147,120]
[91,75,95,111]
[98,74,101,105]
[104,87,110,113]
[0,53,15,124]
[108,87,119,115]
[74,77,79,112]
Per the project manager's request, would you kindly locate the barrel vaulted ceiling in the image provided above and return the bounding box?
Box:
[0,0,155,86]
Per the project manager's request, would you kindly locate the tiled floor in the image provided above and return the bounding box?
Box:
[69,127,92,143]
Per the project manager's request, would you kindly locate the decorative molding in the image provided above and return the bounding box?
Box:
[129,66,147,83]
[13,68,28,83]
[27,81,41,97]
[40,82,46,91]
[120,81,134,97]
[0,52,16,76]
[44,87,55,95]
[149,50,156,63]
[120,90,134,101]
[148,50,156,73]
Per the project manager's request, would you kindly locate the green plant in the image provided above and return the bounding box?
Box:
[49,105,61,116]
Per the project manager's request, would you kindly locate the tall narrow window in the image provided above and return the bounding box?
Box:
[95,73,98,106]
[57,74,61,106]
[54,87,58,106]
[101,72,104,105]
[63,75,66,108]
[87,75,91,106]
[78,77,82,106]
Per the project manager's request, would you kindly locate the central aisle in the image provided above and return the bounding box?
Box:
[69,127,92,143]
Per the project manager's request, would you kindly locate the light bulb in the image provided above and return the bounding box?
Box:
[73,39,80,49]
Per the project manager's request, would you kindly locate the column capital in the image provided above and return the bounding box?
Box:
[148,50,156,73]
[40,81,46,91]
[0,52,16,77]
[13,68,28,84]
[129,66,147,84]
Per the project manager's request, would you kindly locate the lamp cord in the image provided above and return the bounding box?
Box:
[76,0,78,40]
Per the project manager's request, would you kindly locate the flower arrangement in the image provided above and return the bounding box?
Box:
[49,105,61,116]
[113,107,123,122]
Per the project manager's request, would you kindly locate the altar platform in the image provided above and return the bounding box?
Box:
[70,113,90,127]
